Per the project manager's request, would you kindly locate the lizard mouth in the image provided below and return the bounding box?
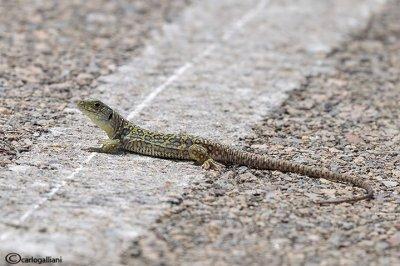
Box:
[76,100,86,111]
[76,100,98,121]
[76,100,96,116]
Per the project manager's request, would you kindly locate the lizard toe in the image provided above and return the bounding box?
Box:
[202,159,225,172]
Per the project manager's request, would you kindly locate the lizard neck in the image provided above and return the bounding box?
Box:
[108,111,129,139]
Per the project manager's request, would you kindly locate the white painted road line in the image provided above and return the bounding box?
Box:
[0,0,268,241]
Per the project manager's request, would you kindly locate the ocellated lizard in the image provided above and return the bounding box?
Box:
[77,99,374,204]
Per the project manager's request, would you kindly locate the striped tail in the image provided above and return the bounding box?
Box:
[217,146,374,204]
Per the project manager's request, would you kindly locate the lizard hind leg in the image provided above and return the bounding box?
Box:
[188,144,224,171]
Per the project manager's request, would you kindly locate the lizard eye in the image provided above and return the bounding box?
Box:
[108,113,113,120]
[94,102,100,108]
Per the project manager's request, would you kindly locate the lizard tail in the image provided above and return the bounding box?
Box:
[220,148,374,204]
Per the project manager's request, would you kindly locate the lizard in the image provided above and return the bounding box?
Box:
[76,99,374,204]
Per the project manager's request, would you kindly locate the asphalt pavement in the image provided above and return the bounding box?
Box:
[1,0,395,265]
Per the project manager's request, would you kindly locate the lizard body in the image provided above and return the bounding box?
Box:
[77,99,374,204]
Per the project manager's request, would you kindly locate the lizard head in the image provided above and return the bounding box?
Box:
[76,99,117,137]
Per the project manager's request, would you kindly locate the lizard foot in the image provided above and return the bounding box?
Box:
[82,139,121,154]
[201,159,225,172]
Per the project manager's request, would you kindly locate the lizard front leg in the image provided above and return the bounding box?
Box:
[84,139,121,154]
[188,144,224,171]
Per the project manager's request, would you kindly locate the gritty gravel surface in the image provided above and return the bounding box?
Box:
[0,0,397,265]
[121,1,400,265]
[0,0,190,166]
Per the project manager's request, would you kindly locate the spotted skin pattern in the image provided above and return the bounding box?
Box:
[77,100,374,204]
